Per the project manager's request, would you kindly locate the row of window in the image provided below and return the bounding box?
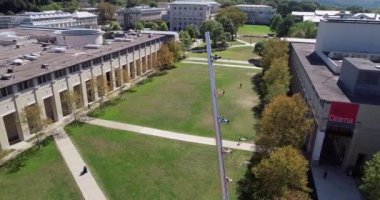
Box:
[0,39,162,98]
[173,6,204,11]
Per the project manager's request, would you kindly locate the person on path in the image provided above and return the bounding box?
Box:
[80,166,88,176]
[239,83,242,89]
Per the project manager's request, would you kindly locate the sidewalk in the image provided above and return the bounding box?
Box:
[182,61,262,70]
[53,128,107,200]
[83,118,257,152]
[186,57,252,65]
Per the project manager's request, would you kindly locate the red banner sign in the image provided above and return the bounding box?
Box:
[328,102,360,124]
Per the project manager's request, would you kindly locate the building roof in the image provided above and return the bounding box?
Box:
[0,33,165,88]
[170,1,217,5]
[72,11,96,18]
[291,11,315,16]
[346,57,380,71]
[235,4,272,8]
[291,42,350,103]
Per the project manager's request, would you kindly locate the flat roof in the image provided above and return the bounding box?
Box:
[291,42,350,103]
[0,34,165,88]
[235,4,272,8]
[345,57,380,71]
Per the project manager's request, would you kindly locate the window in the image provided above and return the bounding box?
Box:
[17,79,34,91]
[112,52,119,59]
[103,54,111,62]
[120,49,127,55]
[128,48,133,53]
[0,86,13,98]
[68,64,80,74]
[81,60,92,69]
[37,74,51,84]
[54,68,67,79]
[93,57,102,65]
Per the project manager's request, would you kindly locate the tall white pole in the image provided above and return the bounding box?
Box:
[205,32,229,200]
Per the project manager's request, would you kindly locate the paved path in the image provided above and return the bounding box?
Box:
[83,118,257,152]
[235,39,256,47]
[53,128,107,200]
[186,57,251,65]
[182,61,262,70]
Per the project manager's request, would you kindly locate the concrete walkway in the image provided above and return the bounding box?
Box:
[53,128,107,200]
[182,61,262,70]
[83,118,257,152]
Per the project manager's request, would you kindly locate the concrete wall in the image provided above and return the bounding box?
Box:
[316,20,380,54]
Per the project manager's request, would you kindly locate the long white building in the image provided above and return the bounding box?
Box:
[0,28,174,149]
[235,4,276,25]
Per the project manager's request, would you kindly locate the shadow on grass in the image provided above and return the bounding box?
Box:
[0,137,53,174]
[250,72,266,119]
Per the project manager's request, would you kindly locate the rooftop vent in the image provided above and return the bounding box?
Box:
[375,65,380,69]
[10,59,23,65]
[114,38,133,42]
[24,54,38,61]
[7,69,14,73]
[84,44,101,49]
[1,74,12,80]
[51,47,67,53]
[41,64,49,69]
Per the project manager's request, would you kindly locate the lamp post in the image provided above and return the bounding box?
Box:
[205,32,229,200]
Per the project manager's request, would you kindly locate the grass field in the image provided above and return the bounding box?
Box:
[90,62,259,141]
[237,36,269,44]
[0,138,83,200]
[188,46,257,61]
[66,124,252,200]
[237,25,272,36]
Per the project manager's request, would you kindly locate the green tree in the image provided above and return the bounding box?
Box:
[98,1,117,22]
[261,39,289,70]
[360,152,380,200]
[179,31,192,50]
[254,40,267,56]
[126,0,139,8]
[40,2,63,11]
[288,21,318,39]
[135,21,144,30]
[263,57,290,101]
[159,22,168,31]
[167,40,183,62]
[217,17,236,40]
[200,20,224,46]
[144,21,160,30]
[64,0,80,12]
[256,94,312,149]
[275,189,312,200]
[185,24,200,39]
[276,14,295,37]
[270,14,283,33]
[111,21,122,30]
[156,44,174,70]
[253,147,310,199]
[216,7,247,30]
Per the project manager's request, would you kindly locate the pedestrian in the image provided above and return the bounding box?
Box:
[80,166,88,176]
[239,83,242,89]
[222,90,225,95]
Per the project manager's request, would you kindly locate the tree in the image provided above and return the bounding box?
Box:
[261,39,289,70]
[98,1,117,22]
[64,0,80,13]
[144,21,160,30]
[23,105,52,149]
[61,90,83,124]
[156,44,174,70]
[40,2,63,11]
[96,76,110,108]
[276,14,295,37]
[252,147,310,199]
[275,189,312,200]
[111,21,122,30]
[217,17,236,40]
[185,24,200,39]
[256,94,312,149]
[360,152,380,200]
[159,22,168,31]
[179,31,192,50]
[254,40,267,56]
[216,7,247,31]
[270,14,283,33]
[126,0,139,8]
[263,57,290,101]
[135,21,144,30]
[288,21,318,39]
[200,20,224,46]
[167,40,183,62]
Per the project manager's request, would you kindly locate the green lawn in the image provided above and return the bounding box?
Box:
[237,25,272,36]
[188,46,257,61]
[0,138,83,200]
[237,36,269,44]
[66,124,252,200]
[90,62,259,141]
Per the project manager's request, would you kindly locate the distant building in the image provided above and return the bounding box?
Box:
[0,11,98,29]
[291,10,351,24]
[289,18,380,171]
[117,6,163,29]
[169,0,220,31]
[234,4,276,25]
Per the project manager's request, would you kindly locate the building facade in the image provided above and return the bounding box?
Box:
[235,5,276,25]
[117,6,163,29]
[289,19,380,171]
[169,0,219,31]
[0,11,98,29]
[0,28,174,150]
